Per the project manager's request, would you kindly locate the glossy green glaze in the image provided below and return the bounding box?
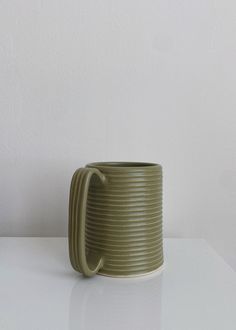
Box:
[68,162,163,277]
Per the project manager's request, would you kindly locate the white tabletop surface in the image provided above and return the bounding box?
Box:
[0,238,235,330]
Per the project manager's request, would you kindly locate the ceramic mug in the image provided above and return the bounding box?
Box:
[68,162,163,277]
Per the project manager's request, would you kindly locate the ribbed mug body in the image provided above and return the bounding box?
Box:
[85,162,163,277]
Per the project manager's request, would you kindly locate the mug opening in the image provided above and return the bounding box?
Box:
[87,162,160,168]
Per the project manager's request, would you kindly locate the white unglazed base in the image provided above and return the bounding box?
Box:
[97,263,165,279]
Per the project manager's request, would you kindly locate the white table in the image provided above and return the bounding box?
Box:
[0,238,235,330]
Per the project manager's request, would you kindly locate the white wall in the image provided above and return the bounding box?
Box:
[0,1,235,269]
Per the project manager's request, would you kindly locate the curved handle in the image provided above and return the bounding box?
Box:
[68,167,106,277]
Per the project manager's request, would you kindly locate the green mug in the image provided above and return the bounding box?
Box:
[68,162,163,277]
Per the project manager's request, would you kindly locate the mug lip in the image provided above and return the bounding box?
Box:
[87,161,161,169]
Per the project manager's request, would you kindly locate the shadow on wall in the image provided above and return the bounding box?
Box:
[25,168,69,236]
[0,161,73,236]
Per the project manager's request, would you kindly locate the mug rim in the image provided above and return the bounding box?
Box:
[87,161,161,169]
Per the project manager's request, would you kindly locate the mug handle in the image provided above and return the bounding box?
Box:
[68,167,106,277]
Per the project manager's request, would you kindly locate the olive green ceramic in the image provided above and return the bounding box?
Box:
[68,162,163,277]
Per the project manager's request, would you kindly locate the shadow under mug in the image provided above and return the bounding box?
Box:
[69,274,163,330]
[68,162,163,277]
